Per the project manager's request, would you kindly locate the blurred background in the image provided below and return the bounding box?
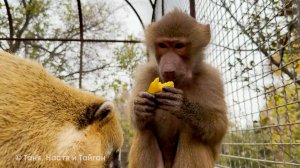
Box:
[0,0,299,167]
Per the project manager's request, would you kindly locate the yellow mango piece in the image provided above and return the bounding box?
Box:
[148,77,174,94]
[160,81,174,88]
[148,78,160,94]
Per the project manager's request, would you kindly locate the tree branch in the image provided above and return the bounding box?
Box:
[124,0,145,29]
[4,0,14,48]
[58,64,110,79]
[10,0,31,53]
[148,0,154,8]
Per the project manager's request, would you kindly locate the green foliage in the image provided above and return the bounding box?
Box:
[114,35,146,77]
[260,84,300,162]
[219,131,269,167]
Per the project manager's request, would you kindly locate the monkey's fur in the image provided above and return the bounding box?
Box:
[129,9,228,168]
[0,51,123,167]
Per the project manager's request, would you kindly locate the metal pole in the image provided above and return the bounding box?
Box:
[189,0,196,18]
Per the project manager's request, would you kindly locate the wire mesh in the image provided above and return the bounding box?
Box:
[155,0,300,167]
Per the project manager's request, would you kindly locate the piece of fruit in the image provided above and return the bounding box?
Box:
[160,81,174,88]
[148,77,174,94]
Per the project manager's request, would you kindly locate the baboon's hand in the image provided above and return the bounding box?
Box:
[133,92,157,128]
[155,87,184,118]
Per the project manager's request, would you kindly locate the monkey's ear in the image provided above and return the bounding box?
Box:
[202,24,211,34]
[145,23,158,35]
[192,23,211,47]
[200,24,211,47]
[145,23,158,50]
[94,101,114,121]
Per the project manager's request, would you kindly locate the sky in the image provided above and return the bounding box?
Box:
[107,0,153,39]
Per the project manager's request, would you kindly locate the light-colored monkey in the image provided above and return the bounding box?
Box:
[128,9,228,168]
[0,51,123,168]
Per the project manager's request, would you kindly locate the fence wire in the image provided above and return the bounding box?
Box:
[155,0,300,167]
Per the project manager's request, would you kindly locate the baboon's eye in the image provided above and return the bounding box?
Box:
[175,43,185,49]
[158,43,167,48]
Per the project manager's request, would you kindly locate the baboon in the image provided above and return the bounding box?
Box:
[129,9,228,168]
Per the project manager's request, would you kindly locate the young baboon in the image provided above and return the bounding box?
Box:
[128,9,228,168]
[0,51,123,168]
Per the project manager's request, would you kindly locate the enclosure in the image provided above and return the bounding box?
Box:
[184,0,300,167]
[0,0,300,167]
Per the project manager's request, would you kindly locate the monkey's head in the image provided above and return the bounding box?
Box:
[145,9,211,85]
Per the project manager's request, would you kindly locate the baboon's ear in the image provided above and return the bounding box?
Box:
[199,24,211,47]
[145,23,158,49]
[191,23,211,48]
[94,101,114,121]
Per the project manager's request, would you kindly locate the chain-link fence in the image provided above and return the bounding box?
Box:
[156,0,300,167]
